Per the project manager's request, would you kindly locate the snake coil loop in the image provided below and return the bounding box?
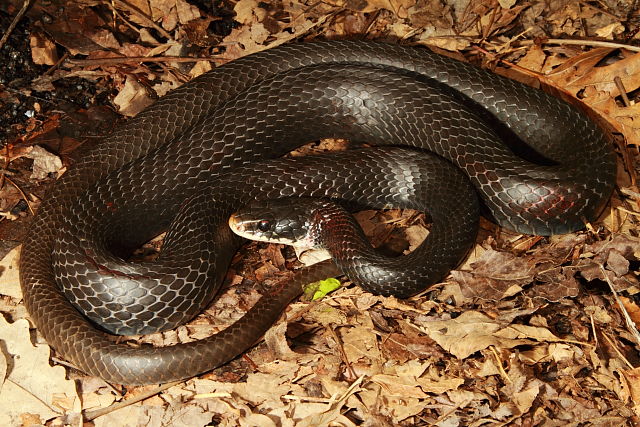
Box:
[19,41,615,384]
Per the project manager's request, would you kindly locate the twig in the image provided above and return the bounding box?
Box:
[0,0,31,51]
[241,353,259,370]
[5,176,35,216]
[327,326,358,381]
[0,145,9,189]
[599,264,640,346]
[363,10,382,36]
[65,56,230,67]
[471,45,543,76]
[614,76,631,107]
[589,311,598,349]
[601,331,634,369]
[83,380,182,421]
[489,346,512,384]
[281,394,334,403]
[43,51,70,76]
[107,2,147,37]
[578,0,622,21]
[6,378,57,412]
[110,0,173,41]
[480,5,499,44]
[617,207,640,218]
[516,38,640,53]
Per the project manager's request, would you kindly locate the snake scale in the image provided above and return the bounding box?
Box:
[19,41,615,385]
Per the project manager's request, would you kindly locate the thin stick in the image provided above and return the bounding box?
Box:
[83,380,182,421]
[614,76,631,107]
[0,0,31,51]
[517,38,640,53]
[5,176,35,216]
[111,0,173,41]
[578,0,622,21]
[0,145,9,190]
[65,56,230,66]
[599,264,640,346]
[43,51,70,76]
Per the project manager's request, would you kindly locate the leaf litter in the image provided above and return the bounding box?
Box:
[0,0,639,425]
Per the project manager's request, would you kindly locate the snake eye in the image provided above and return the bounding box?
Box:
[257,220,271,232]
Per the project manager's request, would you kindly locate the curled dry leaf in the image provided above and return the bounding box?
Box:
[29,32,58,65]
[113,76,155,117]
[24,145,63,180]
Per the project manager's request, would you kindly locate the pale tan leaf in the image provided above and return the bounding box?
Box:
[29,33,58,65]
[113,76,154,117]
[25,146,63,180]
[0,246,22,299]
[0,318,79,425]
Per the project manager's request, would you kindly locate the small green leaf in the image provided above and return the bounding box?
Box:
[303,278,341,301]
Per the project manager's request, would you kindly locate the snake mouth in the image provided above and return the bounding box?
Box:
[228,213,295,245]
[228,215,262,241]
[227,214,242,233]
[228,210,331,265]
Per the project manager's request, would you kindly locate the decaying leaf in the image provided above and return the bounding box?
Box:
[24,145,63,180]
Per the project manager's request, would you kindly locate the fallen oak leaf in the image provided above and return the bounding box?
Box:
[370,373,429,398]
[416,311,568,359]
[451,249,536,300]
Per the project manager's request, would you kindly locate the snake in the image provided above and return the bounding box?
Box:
[18,41,616,385]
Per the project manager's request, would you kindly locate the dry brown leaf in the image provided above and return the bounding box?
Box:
[306,303,348,326]
[0,318,80,425]
[234,0,263,24]
[113,76,154,117]
[29,32,58,65]
[89,28,121,50]
[337,0,397,14]
[417,310,562,359]
[546,49,640,147]
[381,320,443,362]
[233,372,291,406]
[517,44,547,72]
[341,323,383,373]
[451,249,535,300]
[502,363,543,414]
[0,246,22,299]
[128,0,200,31]
[620,296,640,325]
[24,145,63,180]
[371,373,428,398]
[530,272,581,302]
[622,367,640,415]
[264,319,297,360]
[297,377,361,427]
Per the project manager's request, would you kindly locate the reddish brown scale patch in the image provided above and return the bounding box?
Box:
[83,249,156,280]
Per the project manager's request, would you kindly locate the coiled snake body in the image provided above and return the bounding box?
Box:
[19,41,615,385]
